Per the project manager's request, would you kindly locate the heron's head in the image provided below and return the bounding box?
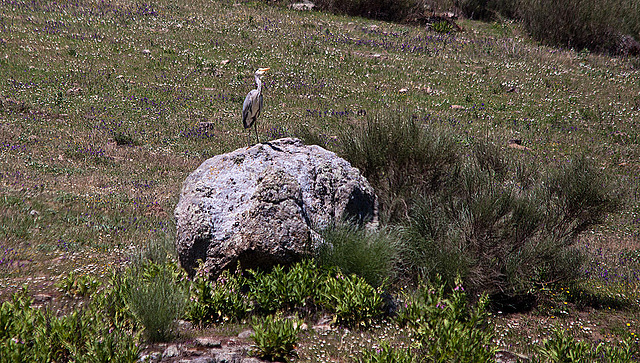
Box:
[255,67,270,75]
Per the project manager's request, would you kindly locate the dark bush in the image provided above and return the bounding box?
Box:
[460,0,640,55]
[313,0,415,22]
[544,155,622,239]
[340,114,458,224]
[401,143,620,299]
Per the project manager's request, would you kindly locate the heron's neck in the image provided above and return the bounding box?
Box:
[255,74,262,93]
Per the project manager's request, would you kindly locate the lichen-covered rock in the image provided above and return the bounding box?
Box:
[174,138,378,278]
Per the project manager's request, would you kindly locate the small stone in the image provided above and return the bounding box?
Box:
[195,337,222,348]
[289,1,315,11]
[237,330,253,339]
[142,49,151,55]
[33,293,52,302]
[178,319,193,330]
[450,104,465,110]
[215,352,243,363]
[507,140,531,151]
[140,352,162,362]
[179,358,215,363]
[312,324,332,332]
[163,344,181,358]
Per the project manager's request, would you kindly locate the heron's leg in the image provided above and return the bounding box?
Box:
[254,122,260,144]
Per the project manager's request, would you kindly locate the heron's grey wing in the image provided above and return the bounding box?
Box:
[256,93,263,119]
[243,90,262,129]
[242,91,254,129]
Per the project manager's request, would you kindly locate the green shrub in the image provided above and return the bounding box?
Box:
[359,342,414,363]
[55,271,100,297]
[594,336,636,363]
[250,314,302,362]
[83,326,141,363]
[403,147,620,299]
[317,224,399,287]
[535,327,637,363]
[0,286,140,362]
[187,264,249,326]
[397,276,496,362]
[187,260,325,326]
[432,20,454,33]
[341,114,458,224]
[537,327,592,363]
[320,272,384,327]
[544,155,621,238]
[94,268,138,332]
[248,260,321,315]
[126,261,187,342]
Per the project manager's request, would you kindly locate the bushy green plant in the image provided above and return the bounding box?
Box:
[55,271,100,297]
[341,114,458,224]
[544,155,621,238]
[594,336,636,363]
[126,261,187,342]
[359,342,414,363]
[0,286,140,362]
[317,224,398,287]
[320,272,384,327]
[535,328,637,363]
[93,268,138,332]
[397,276,496,362]
[187,264,249,326]
[83,327,141,363]
[248,260,321,315]
[431,20,453,34]
[403,147,620,299]
[537,327,591,363]
[249,265,300,314]
[250,314,302,362]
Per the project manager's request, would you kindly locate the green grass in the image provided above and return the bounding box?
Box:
[1,0,640,360]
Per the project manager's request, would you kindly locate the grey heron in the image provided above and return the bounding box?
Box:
[242,67,270,145]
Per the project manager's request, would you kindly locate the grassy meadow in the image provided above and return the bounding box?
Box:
[2,0,640,360]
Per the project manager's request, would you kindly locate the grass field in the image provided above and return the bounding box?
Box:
[1,0,640,360]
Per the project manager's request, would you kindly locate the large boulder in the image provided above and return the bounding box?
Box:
[174,138,378,278]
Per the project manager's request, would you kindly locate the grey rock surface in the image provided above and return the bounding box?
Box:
[175,138,378,278]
